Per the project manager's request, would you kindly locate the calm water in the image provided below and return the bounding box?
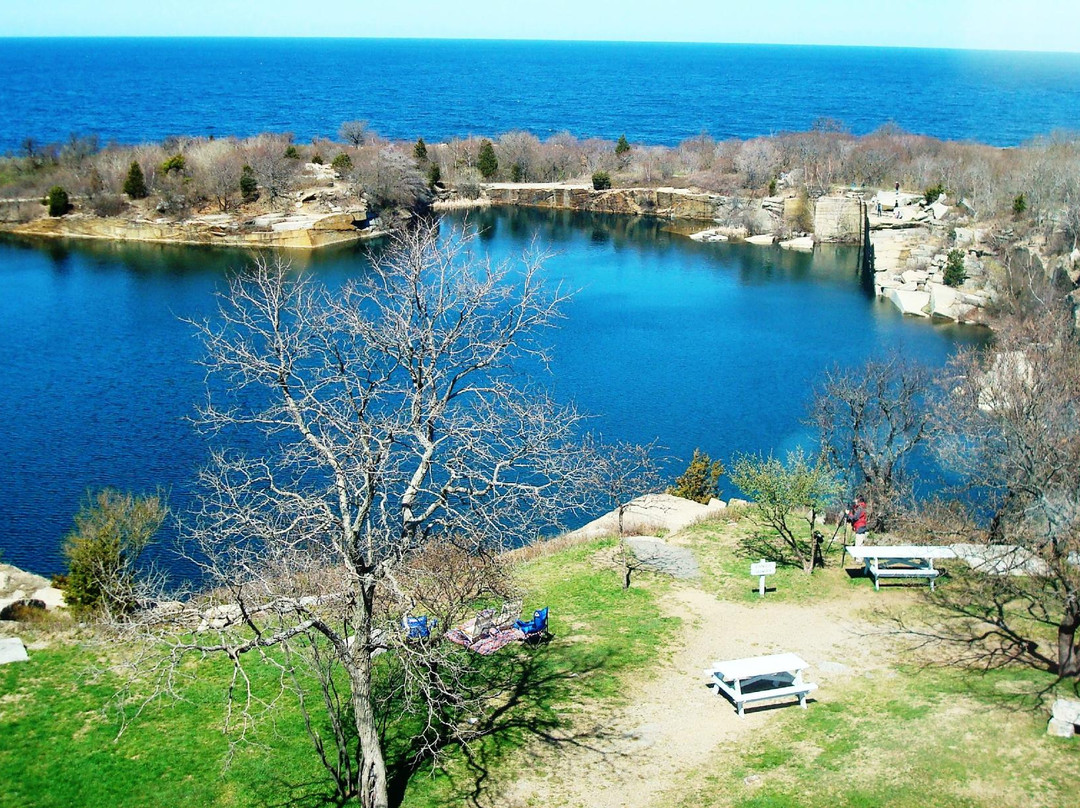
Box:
[1,39,1080,151]
[0,208,987,575]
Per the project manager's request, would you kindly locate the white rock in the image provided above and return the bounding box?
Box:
[929,201,951,219]
[901,269,929,284]
[0,637,28,665]
[31,587,66,610]
[727,498,751,507]
[928,283,960,318]
[707,498,727,510]
[886,288,931,317]
[1053,698,1080,725]
[779,236,814,251]
[1048,717,1076,738]
[745,234,775,245]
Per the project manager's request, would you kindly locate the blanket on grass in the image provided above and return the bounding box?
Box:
[444,626,526,655]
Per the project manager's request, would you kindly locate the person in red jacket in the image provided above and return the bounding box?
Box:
[845,496,869,543]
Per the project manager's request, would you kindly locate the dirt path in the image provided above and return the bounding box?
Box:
[503,582,895,808]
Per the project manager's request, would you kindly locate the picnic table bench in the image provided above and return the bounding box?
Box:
[704,652,817,717]
[846,545,955,591]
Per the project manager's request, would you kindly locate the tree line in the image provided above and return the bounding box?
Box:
[4,121,1080,254]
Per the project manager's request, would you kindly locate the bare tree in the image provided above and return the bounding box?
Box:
[130,223,590,807]
[339,120,371,148]
[244,136,298,204]
[584,438,666,589]
[810,354,936,531]
[929,300,1080,677]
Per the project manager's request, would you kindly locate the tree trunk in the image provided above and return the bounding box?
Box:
[1058,602,1080,678]
[347,586,390,808]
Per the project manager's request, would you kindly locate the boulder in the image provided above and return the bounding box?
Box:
[1053,698,1080,725]
[928,282,970,319]
[778,236,814,251]
[31,586,66,610]
[745,233,775,245]
[929,200,951,220]
[0,637,29,665]
[0,598,46,621]
[886,288,931,317]
[1048,717,1076,738]
[727,498,751,508]
[901,269,929,284]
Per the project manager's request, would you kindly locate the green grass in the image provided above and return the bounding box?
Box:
[678,515,866,604]
[0,538,676,808]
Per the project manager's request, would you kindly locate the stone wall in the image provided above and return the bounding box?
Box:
[813,196,867,243]
[483,184,723,221]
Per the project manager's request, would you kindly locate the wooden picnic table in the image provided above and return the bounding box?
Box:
[846,545,956,591]
[704,652,817,717]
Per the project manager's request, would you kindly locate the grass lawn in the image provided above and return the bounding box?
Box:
[3,522,1079,808]
[0,537,676,808]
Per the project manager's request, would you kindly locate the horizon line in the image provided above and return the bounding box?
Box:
[1,34,1077,57]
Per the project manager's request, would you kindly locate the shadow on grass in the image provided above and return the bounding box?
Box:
[385,638,617,808]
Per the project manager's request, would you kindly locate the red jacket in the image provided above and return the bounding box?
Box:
[849,503,868,532]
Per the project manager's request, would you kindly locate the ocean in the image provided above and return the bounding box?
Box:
[1,38,1079,151]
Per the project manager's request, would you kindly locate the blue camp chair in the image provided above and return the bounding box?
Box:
[404,615,436,640]
[514,607,549,639]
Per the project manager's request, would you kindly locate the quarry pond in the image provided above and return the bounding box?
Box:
[0,206,987,575]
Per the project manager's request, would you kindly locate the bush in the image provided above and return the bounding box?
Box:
[122,161,148,199]
[283,144,301,160]
[311,152,324,165]
[923,182,946,203]
[45,185,70,216]
[331,152,353,173]
[510,162,525,183]
[90,193,127,216]
[160,153,186,175]
[477,139,498,179]
[668,448,725,504]
[768,177,778,196]
[943,248,967,287]
[591,170,612,191]
[427,161,442,188]
[239,164,259,203]
[413,137,428,163]
[1012,192,1027,217]
[62,489,166,617]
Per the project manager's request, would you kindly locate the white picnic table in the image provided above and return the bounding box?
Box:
[704,652,817,717]
[846,544,955,591]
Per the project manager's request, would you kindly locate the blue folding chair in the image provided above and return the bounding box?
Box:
[514,607,549,639]
[404,615,437,640]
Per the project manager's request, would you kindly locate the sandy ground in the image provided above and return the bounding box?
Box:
[501,577,895,808]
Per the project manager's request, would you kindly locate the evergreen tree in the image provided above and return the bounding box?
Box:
[239,164,259,203]
[427,161,442,188]
[668,448,725,504]
[615,134,631,157]
[123,161,148,199]
[46,186,70,217]
[477,139,498,179]
[413,137,428,163]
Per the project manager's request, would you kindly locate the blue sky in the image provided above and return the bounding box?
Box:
[3,1,1079,53]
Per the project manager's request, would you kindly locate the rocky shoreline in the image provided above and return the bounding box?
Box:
[7,175,1077,328]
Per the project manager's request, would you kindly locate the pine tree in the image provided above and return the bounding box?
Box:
[239,164,259,203]
[123,161,148,199]
[477,139,498,179]
[668,448,725,504]
[615,134,631,157]
[413,137,428,163]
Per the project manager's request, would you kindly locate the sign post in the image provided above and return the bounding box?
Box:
[750,559,777,596]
